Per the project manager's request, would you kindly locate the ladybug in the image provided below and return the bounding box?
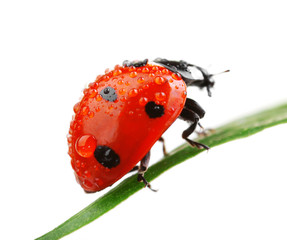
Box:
[68,58,219,193]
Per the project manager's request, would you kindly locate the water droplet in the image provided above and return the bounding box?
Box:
[154,76,165,85]
[119,88,126,95]
[84,170,91,178]
[96,75,102,80]
[128,66,136,72]
[155,92,166,101]
[142,67,149,73]
[67,136,72,143]
[76,159,81,167]
[83,88,89,95]
[162,68,169,74]
[80,106,89,116]
[143,84,149,89]
[128,111,134,116]
[114,64,121,70]
[68,148,73,158]
[88,111,94,118]
[152,66,159,71]
[137,77,145,84]
[83,179,93,188]
[95,106,101,112]
[103,75,110,81]
[88,89,98,98]
[128,88,139,97]
[75,135,97,158]
[172,72,182,80]
[120,96,127,102]
[113,69,122,76]
[73,102,80,113]
[96,95,103,101]
[117,79,124,85]
[89,82,99,88]
[94,178,104,187]
[139,97,148,106]
[129,71,138,78]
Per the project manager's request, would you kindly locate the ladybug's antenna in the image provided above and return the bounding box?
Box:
[210,69,230,77]
[206,69,230,96]
[154,58,229,97]
[187,64,230,97]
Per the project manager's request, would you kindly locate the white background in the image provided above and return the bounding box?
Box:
[1,1,287,239]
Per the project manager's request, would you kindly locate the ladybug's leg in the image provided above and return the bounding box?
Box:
[184,98,206,118]
[180,98,209,150]
[129,165,139,173]
[137,151,157,192]
[196,123,216,137]
[158,137,168,156]
[181,113,209,150]
[129,137,167,174]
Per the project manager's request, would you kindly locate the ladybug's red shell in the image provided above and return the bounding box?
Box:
[68,63,187,192]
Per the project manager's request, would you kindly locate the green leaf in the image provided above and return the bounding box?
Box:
[36,102,287,240]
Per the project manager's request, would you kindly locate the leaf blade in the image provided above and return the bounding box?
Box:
[36,102,287,240]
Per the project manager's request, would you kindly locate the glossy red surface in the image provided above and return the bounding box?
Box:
[68,63,187,192]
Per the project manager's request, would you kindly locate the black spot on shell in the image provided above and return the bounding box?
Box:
[145,101,165,119]
[94,145,120,168]
[100,86,117,102]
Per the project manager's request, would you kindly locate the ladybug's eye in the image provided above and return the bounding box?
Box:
[145,101,165,118]
[100,86,117,102]
[94,145,120,168]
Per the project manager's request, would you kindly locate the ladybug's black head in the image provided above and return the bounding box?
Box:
[154,58,216,97]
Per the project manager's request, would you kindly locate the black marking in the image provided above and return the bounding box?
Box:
[123,59,148,68]
[100,86,117,102]
[145,101,164,119]
[94,145,120,168]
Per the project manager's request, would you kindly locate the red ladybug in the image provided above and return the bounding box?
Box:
[68,58,217,193]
